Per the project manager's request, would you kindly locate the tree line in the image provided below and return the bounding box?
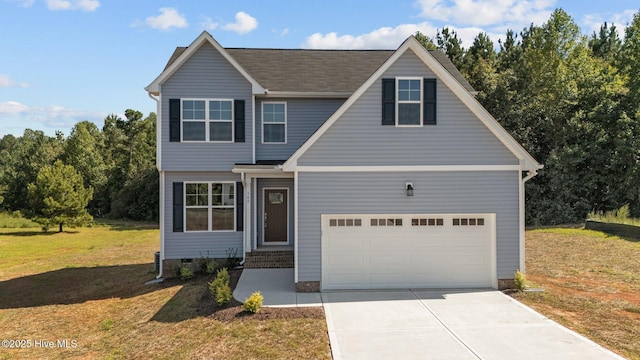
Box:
[0,110,158,227]
[1,8,639,226]
[417,8,640,225]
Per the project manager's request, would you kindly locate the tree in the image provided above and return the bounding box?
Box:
[27,160,93,232]
[414,31,436,50]
[436,27,465,69]
[589,22,622,62]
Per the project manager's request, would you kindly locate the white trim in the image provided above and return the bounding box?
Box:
[148,91,161,170]
[243,175,252,255]
[262,187,289,245]
[181,98,234,143]
[146,31,266,95]
[282,36,542,172]
[294,171,299,283]
[252,95,256,164]
[396,77,423,127]
[261,101,287,144]
[262,91,351,99]
[520,170,538,273]
[296,165,520,172]
[183,181,236,232]
[252,179,257,250]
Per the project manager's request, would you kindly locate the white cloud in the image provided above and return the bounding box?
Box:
[0,101,105,129]
[417,0,555,27]
[201,16,219,31]
[0,75,29,88]
[222,11,258,34]
[145,7,188,31]
[581,9,636,38]
[303,22,438,49]
[46,0,100,12]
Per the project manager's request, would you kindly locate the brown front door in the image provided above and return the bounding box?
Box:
[264,189,288,243]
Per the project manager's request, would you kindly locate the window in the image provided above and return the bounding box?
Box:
[262,102,286,143]
[185,182,235,231]
[181,99,233,142]
[396,78,422,126]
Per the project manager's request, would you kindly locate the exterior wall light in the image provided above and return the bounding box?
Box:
[406,182,414,197]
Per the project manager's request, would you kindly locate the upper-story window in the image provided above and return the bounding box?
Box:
[182,99,233,142]
[262,102,287,144]
[396,78,422,126]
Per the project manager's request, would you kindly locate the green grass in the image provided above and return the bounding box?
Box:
[0,220,329,360]
[0,211,39,228]
[512,228,640,360]
[588,204,640,226]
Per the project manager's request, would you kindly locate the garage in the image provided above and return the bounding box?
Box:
[321,214,496,290]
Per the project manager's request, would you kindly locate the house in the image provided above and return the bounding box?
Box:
[146,31,542,291]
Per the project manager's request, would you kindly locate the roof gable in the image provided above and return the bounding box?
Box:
[283,36,541,171]
[145,31,265,95]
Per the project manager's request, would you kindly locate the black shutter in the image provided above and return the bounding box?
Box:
[236,182,244,231]
[382,79,395,125]
[173,182,183,232]
[169,99,181,142]
[234,100,245,142]
[423,79,437,125]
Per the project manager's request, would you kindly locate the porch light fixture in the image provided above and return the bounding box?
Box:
[406,182,414,197]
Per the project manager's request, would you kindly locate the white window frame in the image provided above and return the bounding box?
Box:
[184,181,236,233]
[181,98,234,143]
[395,77,423,127]
[261,101,287,144]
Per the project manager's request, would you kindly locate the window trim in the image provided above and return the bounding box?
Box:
[261,101,287,144]
[184,181,236,233]
[180,98,234,143]
[395,77,423,127]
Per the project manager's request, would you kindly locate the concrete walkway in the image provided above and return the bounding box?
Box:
[232,269,322,307]
[234,270,624,359]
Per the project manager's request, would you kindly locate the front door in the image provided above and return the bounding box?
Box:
[264,189,288,243]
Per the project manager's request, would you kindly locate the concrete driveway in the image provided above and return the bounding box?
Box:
[322,290,624,360]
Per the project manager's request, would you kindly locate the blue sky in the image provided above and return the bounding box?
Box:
[0,0,638,137]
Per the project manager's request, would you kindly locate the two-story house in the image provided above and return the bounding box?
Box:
[146,31,541,291]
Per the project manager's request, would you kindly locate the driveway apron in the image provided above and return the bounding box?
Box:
[321,290,624,360]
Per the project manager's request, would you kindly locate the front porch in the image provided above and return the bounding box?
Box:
[243,246,294,269]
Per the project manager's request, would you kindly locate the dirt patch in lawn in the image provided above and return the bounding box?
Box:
[190,269,326,322]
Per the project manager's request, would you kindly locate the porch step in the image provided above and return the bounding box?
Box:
[244,250,294,268]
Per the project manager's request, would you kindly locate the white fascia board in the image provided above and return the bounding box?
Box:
[295,165,521,172]
[145,31,266,95]
[262,91,351,99]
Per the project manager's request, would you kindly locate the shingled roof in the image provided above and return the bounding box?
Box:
[164,44,474,94]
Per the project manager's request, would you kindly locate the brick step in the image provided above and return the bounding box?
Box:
[244,250,294,269]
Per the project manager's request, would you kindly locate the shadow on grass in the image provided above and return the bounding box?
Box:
[0,263,161,309]
[0,230,80,237]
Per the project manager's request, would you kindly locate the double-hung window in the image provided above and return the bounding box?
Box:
[262,102,286,143]
[396,78,422,126]
[181,99,233,142]
[185,182,235,232]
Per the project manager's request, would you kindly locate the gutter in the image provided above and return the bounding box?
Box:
[147,92,165,280]
[523,170,538,183]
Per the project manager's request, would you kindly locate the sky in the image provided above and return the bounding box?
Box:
[0,0,638,137]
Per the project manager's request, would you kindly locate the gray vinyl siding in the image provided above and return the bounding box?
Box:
[297,171,520,282]
[256,178,295,246]
[164,171,243,259]
[255,98,344,161]
[298,49,518,166]
[161,43,253,171]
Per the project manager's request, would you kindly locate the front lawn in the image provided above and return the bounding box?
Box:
[512,228,640,360]
[0,223,330,360]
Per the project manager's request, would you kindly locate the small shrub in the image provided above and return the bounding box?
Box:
[215,283,232,306]
[178,266,194,281]
[198,253,219,275]
[225,248,241,269]
[208,267,231,303]
[243,291,264,313]
[514,270,526,292]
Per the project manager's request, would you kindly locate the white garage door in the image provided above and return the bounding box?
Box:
[321,214,496,290]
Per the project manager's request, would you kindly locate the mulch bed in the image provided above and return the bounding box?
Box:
[195,268,326,322]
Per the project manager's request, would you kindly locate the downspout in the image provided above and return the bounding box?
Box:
[148,91,165,280]
[240,172,246,265]
[519,169,538,275]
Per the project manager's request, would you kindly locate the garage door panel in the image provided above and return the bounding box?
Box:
[322,214,495,290]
